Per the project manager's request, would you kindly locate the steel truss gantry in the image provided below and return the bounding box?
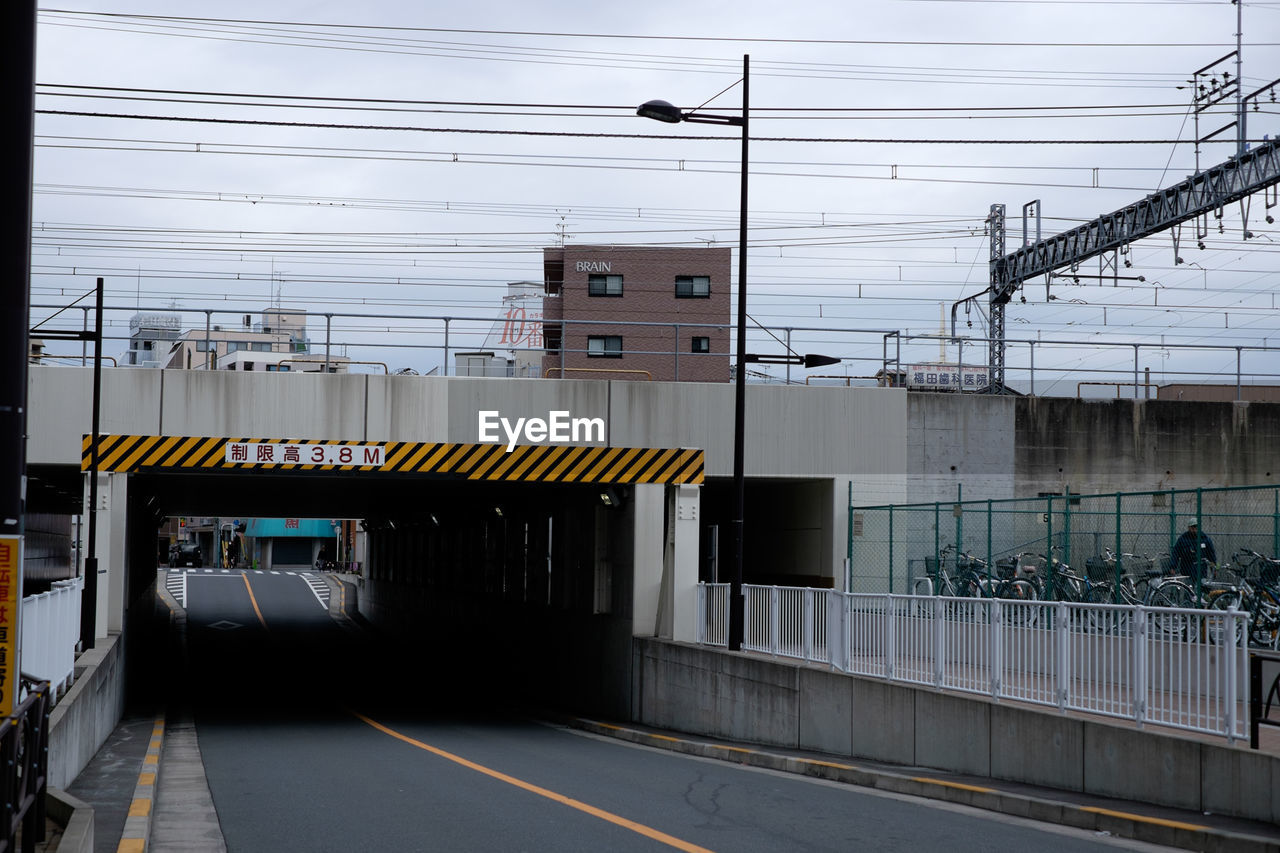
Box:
[964,137,1280,390]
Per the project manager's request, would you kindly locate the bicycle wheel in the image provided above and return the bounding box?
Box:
[997,579,1039,627]
[1248,590,1280,648]
[1147,582,1193,640]
[1206,591,1245,646]
[1148,582,1194,609]
[1085,583,1123,633]
[1250,613,1280,649]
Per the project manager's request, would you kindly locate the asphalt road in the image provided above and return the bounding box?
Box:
[175,570,1170,853]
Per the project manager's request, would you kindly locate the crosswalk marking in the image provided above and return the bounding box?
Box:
[165,568,330,611]
[164,570,186,608]
[302,573,330,610]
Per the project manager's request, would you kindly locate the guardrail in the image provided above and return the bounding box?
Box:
[19,578,82,701]
[697,583,1250,743]
[29,301,1280,395]
[0,676,50,853]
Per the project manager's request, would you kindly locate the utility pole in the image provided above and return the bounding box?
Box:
[2,5,36,540]
[0,0,36,714]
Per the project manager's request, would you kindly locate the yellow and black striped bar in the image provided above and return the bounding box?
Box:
[81,435,703,485]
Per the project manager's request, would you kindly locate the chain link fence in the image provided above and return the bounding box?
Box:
[848,484,1280,596]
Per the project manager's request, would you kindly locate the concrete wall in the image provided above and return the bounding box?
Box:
[907,393,1016,504]
[1015,397,1280,496]
[634,638,1280,825]
[47,633,126,790]
[901,394,1280,504]
[27,367,907,486]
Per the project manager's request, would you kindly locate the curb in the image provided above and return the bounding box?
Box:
[46,788,93,853]
[565,718,1280,853]
[116,714,164,853]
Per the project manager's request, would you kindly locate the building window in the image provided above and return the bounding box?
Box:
[587,336,623,358]
[251,342,273,352]
[675,275,711,298]
[692,336,710,354]
[195,340,210,352]
[588,274,623,297]
[227,341,251,353]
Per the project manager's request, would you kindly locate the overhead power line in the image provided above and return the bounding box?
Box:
[34,83,1213,118]
[38,10,1279,48]
[36,110,1254,145]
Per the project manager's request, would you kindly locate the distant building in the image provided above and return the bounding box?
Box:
[541,245,731,382]
[472,281,545,378]
[125,312,183,368]
[161,308,347,372]
[1157,384,1280,403]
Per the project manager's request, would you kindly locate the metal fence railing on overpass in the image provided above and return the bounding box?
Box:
[28,302,1280,396]
[697,582,1250,744]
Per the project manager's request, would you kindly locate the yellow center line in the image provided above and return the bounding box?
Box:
[352,711,715,853]
[241,572,268,629]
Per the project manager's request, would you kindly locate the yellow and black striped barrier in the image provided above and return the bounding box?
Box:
[81,435,703,485]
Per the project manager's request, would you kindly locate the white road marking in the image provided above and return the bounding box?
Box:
[164,570,187,608]
[301,573,330,610]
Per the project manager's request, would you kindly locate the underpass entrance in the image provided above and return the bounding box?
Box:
[86,434,706,717]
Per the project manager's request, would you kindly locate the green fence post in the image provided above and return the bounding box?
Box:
[888,505,895,595]
[934,502,941,589]
[954,484,963,575]
[1045,494,1054,600]
[1196,487,1204,601]
[1061,492,1072,600]
[1114,493,1123,604]
[847,481,853,591]
[1273,487,1278,560]
[986,499,993,584]
[1168,489,1177,569]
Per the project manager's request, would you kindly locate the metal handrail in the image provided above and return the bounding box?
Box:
[281,359,389,374]
[1077,381,1158,398]
[0,676,50,852]
[31,354,118,367]
[543,367,653,380]
[27,301,1280,397]
[804,375,883,386]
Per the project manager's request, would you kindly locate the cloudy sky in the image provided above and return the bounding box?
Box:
[29,0,1280,389]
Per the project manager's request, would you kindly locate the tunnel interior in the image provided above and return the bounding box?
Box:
[121,469,648,716]
[32,460,836,718]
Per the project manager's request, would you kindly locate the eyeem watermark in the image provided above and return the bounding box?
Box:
[478,410,605,452]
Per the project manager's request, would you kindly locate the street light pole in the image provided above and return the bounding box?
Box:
[729,55,749,652]
[639,54,750,650]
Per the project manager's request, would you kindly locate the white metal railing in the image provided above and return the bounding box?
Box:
[695,584,1251,743]
[20,577,83,699]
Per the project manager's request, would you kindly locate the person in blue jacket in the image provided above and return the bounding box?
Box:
[1173,521,1216,583]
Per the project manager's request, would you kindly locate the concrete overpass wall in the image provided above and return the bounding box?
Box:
[28,367,906,479]
[1014,397,1280,496]
[902,393,1280,505]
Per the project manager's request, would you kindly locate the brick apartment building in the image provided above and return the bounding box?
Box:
[541,245,731,382]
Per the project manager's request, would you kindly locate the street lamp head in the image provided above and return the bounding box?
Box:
[637,100,685,123]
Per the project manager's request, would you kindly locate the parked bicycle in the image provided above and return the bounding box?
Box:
[1080,549,1195,637]
[1207,550,1280,648]
[911,545,1038,623]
